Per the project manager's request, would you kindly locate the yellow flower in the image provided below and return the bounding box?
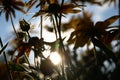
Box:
[68,15,119,49]
[0,0,25,21]
[33,2,83,18]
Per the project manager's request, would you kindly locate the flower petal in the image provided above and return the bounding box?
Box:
[103,15,120,27]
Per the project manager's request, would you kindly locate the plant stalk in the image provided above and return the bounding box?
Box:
[10,13,18,39]
[54,12,66,80]
[52,16,58,39]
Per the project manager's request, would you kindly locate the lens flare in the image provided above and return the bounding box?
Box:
[50,52,61,65]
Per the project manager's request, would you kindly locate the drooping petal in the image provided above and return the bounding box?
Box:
[32,10,46,18]
[74,33,90,49]
[103,15,120,27]
[61,4,82,14]
[26,0,38,12]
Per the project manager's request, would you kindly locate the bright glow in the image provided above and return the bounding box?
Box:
[50,52,61,65]
[42,50,50,58]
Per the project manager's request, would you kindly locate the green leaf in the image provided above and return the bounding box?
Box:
[0,43,8,55]
[44,39,61,52]
[51,41,59,52]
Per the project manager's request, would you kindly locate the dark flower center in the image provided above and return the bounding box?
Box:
[2,0,11,9]
[48,3,60,13]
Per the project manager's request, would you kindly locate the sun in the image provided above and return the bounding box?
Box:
[50,52,62,65]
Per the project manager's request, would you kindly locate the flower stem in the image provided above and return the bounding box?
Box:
[52,16,58,39]
[54,13,66,80]
[39,1,43,39]
[40,15,43,38]
[10,13,18,39]
[93,43,98,65]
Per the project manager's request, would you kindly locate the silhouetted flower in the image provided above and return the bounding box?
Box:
[0,0,25,21]
[68,15,119,49]
[33,1,83,18]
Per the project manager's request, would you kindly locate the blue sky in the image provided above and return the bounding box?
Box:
[0,0,119,43]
